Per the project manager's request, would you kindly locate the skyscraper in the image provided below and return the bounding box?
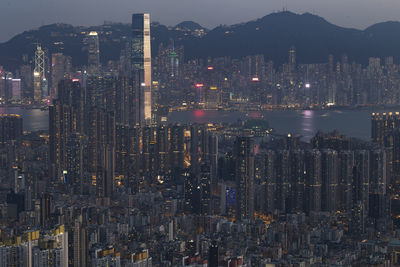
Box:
[371,112,400,145]
[263,150,276,213]
[49,80,83,182]
[87,31,100,76]
[234,136,255,221]
[288,46,296,77]
[321,149,339,212]
[33,44,47,102]
[51,53,70,99]
[305,149,322,213]
[131,13,152,125]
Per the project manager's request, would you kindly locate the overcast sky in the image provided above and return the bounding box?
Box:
[1,0,400,42]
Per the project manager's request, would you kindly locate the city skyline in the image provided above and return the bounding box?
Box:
[2,0,400,43]
[3,5,400,266]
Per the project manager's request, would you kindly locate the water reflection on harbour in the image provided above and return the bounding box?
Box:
[171,109,374,141]
[0,107,381,140]
[300,110,315,141]
[0,107,49,131]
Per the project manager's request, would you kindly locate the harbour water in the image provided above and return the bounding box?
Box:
[0,107,395,141]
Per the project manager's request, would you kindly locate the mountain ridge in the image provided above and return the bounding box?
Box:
[2,11,400,71]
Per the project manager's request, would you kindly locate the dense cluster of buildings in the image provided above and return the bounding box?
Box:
[2,12,400,110]
[3,11,400,267]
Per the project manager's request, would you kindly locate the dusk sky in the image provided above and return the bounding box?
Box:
[2,0,400,42]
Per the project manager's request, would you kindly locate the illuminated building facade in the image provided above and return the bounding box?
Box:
[49,80,83,182]
[234,136,255,221]
[87,32,100,76]
[371,112,400,145]
[131,13,152,126]
[33,44,47,102]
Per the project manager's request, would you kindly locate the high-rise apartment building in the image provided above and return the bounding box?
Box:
[371,112,400,145]
[49,80,83,182]
[234,136,255,221]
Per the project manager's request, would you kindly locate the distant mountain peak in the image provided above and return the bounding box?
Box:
[3,11,400,72]
[174,21,206,31]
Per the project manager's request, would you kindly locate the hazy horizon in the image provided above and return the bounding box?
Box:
[2,0,400,43]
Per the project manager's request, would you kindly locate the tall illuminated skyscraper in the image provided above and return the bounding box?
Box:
[33,44,47,102]
[234,136,255,221]
[131,13,152,126]
[87,31,100,75]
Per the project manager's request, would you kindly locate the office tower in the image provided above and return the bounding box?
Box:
[0,114,23,147]
[289,46,296,66]
[1,72,13,102]
[234,136,254,221]
[33,44,47,102]
[131,13,152,125]
[288,46,296,76]
[49,80,83,181]
[304,149,322,213]
[321,149,339,212]
[20,64,33,99]
[51,53,69,99]
[168,41,181,78]
[87,32,100,75]
[338,150,354,211]
[11,79,21,101]
[242,54,264,80]
[0,72,16,103]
